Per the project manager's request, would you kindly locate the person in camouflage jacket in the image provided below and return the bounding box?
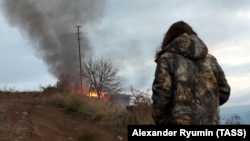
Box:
[152,21,231,125]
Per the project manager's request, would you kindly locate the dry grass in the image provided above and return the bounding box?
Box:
[41,92,129,134]
[127,88,155,125]
[126,104,154,125]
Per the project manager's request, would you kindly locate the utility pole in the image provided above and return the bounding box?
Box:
[76,25,83,94]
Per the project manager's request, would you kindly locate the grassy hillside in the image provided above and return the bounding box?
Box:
[0,89,155,136]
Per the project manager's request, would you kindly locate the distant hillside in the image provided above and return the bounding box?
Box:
[220,105,250,124]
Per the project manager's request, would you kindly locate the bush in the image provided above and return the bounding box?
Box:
[127,88,154,125]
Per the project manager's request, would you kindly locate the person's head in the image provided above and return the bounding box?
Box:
[155,21,197,60]
[161,21,197,49]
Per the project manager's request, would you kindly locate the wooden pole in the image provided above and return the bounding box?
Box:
[76,25,83,94]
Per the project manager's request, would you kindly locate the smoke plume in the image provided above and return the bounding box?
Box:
[1,0,106,90]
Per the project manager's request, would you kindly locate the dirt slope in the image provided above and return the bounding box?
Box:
[0,93,127,141]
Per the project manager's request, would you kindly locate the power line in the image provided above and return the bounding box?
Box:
[76,25,83,94]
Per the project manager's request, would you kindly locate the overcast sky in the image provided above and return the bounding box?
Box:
[0,0,249,108]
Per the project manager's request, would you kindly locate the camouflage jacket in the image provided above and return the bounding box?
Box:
[152,33,230,125]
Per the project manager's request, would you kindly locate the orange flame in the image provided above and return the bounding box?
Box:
[89,91,105,98]
[89,91,98,98]
[73,87,106,99]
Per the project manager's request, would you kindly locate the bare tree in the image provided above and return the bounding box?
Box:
[129,87,152,106]
[126,87,154,124]
[221,114,241,125]
[82,57,125,99]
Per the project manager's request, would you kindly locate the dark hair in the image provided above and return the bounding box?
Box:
[155,21,197,59]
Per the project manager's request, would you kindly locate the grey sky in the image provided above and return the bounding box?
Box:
[0,0,249,108]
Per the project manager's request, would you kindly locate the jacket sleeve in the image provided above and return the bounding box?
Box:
[152,55,172,124]
[212,57,231,106]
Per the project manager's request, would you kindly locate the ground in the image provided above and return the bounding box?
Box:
[0,93,127,141]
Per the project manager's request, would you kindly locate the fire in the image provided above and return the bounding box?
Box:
[89,91,98,98]
[89,91,105,98]
[74,87,106,99]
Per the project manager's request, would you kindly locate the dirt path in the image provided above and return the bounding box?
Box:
[0,94,127,141]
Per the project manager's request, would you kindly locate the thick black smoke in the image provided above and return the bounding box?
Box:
[1,0,106,90]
